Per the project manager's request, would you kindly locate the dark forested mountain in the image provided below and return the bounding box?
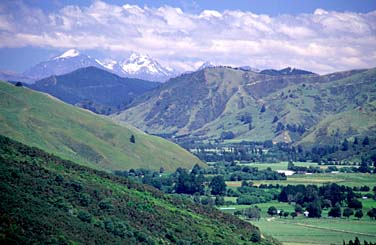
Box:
[114,67,376,146]
[0,135,277,244]
[29,66,160,114]
[0,80,203,171]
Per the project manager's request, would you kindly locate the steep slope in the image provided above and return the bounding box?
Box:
[0,135,277,244]
[23,49,104,79]
[0,80,204,171]
[114,67,376,145]
[29,66,160,114]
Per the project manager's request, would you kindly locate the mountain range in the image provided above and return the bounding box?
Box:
[114,66,376,146]
[22,49,177,82]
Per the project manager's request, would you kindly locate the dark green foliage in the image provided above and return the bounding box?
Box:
[209,175,226,196]
[290,212,297,219]
[306,200,322,218]
[328,205,342,218]
[15,81,23,87]
[130,134,135,144]
[267,206,278,216]
[260,104,266,113]
[343,208,354,219]
[354,209,363,220]
[0,135,272,244]
[362,136,370,146]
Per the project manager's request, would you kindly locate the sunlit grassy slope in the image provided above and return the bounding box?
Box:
[0,81,204,171]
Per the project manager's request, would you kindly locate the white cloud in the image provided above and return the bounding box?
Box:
[0,1,375,74]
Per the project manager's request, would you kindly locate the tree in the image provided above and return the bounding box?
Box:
[209,176,226,196]
[328,205,341,218]
[354,209,363,220]
[343,208,354,220]
[15,81,23,87]
[362,136,370,146]
[342,139,349,151]
[306,200,322,218]
[278,209,284,218]
[130,135,136,143]
[290,212,297,219]
[353,137,358,145]
[267,206,278,216]
[283,211,289,218]
[244,207,260,220]
[272,116,278,123]
[215,195,225,206]
[260,104,266,113]
[348,199,362,209]
[367,208,376,220]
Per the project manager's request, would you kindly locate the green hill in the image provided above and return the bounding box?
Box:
[114,67,376,146]
[0,80,204,171]
[0,135,278,244]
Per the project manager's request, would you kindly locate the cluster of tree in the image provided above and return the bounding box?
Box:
[115,164,227,196]
[201,162,286,181]
[344,237,376,245]
[182,136,376,165]
[278,183,365,218]
[275,122,305,135]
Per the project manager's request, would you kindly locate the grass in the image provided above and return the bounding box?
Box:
[226,172,376,188]
[220,199,376,245]
[0,80,204,171]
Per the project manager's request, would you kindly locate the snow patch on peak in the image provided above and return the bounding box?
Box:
[54,49,80,60]
[198,61,216,70]
[97,59,118,70]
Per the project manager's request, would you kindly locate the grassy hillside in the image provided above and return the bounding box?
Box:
[0,135,278,244]
[0,80,204,171]
[114,67,376,146]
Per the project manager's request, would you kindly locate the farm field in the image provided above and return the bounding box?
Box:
[221,164,376,245]
[220,200,376,245]
[226,172,376,188]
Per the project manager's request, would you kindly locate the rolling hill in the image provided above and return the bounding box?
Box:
[0,80,204,171]
[0,135,278,244]
[29,66,160,114]
[114,67,376,146]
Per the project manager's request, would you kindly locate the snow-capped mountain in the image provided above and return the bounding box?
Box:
[23,49,103,79]
[22,49,177,82]
[102,53,176,82]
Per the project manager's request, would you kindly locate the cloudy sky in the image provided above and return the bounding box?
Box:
[0,0,375,74]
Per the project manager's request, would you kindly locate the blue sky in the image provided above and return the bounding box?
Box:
[0,0,375,74]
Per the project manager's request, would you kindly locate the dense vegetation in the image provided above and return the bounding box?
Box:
[0,135,279,244]
[0,80,203,171]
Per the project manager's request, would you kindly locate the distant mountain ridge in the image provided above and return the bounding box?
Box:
[114,66,376,146]
[23,49,103,79]
[29,66,160,114]
[99,53,177,82]
[23,49,177,82]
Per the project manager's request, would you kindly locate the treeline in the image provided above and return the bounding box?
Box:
[278,183,376,218]
[181,136,376,165]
